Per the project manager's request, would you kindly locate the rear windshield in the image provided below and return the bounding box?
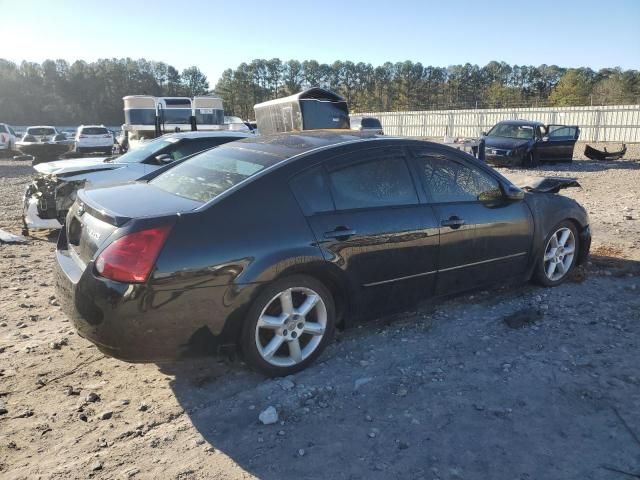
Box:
[150,145,281,203]
[362,118,382,128]
[27,127,56,136]
[81,127,109,135]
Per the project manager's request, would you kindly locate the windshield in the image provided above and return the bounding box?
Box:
[487,123,534,140]
[151,145,281,203]
[115,137,180,163]
[27,127,56,136]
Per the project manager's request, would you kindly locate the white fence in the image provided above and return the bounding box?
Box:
[355,105,640,143]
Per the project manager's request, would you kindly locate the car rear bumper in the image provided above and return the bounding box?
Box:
[55,228,254,362]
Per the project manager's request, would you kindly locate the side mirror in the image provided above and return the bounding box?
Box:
[155,154,173,164]
[481,131,488,136]
[504,185,525,201]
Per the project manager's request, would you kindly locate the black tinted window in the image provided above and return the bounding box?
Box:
[167,137,237,161]
[412,150,501,203]
[0,125,6,133]
[290,165,334,215]
[327,149,418,210]
[81,127,109,135]
[361,118,382,128]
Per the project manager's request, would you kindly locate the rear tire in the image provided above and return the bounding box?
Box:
[533,220,579,287]
[241,275,335,377]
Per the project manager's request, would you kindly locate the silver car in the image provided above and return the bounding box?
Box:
[22,131,250,233]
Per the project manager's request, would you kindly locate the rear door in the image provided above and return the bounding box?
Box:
[292,146,440,313]
[540,125,580,162]
[408,146,533,295]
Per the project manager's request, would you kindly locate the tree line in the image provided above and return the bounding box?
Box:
[1,57,638,125]
[216,59,640,119]
[0,58,209,125]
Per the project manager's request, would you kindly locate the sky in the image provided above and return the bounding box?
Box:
[0,0,639,86]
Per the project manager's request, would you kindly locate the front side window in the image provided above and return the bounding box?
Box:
[412,149,502,203]
[326,149,418,210]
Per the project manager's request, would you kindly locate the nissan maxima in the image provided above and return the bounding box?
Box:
[55,131,591,376]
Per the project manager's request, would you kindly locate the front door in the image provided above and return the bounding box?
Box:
[408,146,533,296]
[291,146,440,314]
[536,125,580,162]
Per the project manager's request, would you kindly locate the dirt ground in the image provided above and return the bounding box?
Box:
[1,144,639,480]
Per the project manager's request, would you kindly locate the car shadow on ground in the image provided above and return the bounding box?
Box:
[157,255,640,479]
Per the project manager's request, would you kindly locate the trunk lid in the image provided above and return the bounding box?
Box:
[67,183,202,264]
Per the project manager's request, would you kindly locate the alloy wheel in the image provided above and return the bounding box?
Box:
[543,227,576,281]
[255,287,327,367]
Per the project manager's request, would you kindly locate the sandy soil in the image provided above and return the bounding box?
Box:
[1,147,639,480]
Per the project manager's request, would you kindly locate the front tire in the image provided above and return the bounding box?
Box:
[523,152,539,168]
[241,275,335,377]
[533,221,579,287]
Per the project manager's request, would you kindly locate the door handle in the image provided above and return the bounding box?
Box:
[441,216,465,229]
[324,227,356,240]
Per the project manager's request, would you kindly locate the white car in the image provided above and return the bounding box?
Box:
[75,125,114,155]
[0,123,17,156]
[22,131,251,232]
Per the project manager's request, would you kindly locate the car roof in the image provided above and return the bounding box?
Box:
[160,131,253,140]
[27,125,57,129]
[218,129,390,161]
[496,119,545,128]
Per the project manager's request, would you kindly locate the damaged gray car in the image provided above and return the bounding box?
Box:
[22,131,250,234]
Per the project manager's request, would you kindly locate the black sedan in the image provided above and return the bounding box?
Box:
[483,120,580,167]
[55,131,591,376]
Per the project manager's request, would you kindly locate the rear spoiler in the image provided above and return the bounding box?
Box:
[512,176,580,194]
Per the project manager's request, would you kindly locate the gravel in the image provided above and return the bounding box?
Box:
[1,153,639,479]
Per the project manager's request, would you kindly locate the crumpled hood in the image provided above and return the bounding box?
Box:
[484,136,531,150]
[33,157,115,175]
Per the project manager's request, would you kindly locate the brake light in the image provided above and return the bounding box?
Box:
[95,226,172,283]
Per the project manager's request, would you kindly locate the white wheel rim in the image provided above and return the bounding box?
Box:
[255,287,327,367]
[543,227,576,281]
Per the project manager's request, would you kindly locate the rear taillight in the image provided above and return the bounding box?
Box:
[79,134,87,138]
[95,226,172,283]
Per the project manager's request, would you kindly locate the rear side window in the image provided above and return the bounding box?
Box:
[81,127,109,135]
[290,165,334,215]
[0,125,7,133]
[326,149,418,210]
[412,149,502,203]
